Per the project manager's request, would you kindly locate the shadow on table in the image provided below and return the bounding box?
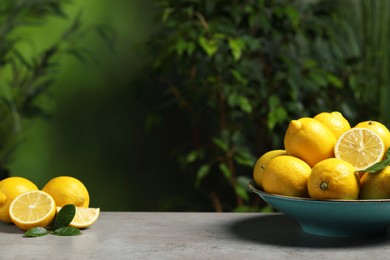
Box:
[229,214,390,248]
[0,222,23,234]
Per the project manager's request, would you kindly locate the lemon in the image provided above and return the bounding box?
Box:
[359,167,390,199]
[9,190,56,231]
[355,120,390,153]
[42,176,90,207]
[0,177,38,223]
[307,158,359,200]
[284,117,337,167]
[313,111,351,139]
[253,149,287,190]
[334,128,385,171]
[262,155,311,197]
[56,206,100,229]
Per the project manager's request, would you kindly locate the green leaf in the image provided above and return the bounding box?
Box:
[11,49,32,69]
[237,175,252,188]
[24,227,49,237]
[260,205,274,213]
[309,72,327,87]
[231,69,248,85]
[228,38,245,61]
[52,227,81,236]
[284,6,300,29]
[219,163,231,179]
[162,7,174,22]
[361,149,390,173]
[198,36,218,56]
[212,137,229,152]
[174,39,188,56]
[54,204,76,230]
[227,93,252,113]
[327,74,343,88]
[186,150,198,163]
[234,154,255,167]
[234,182,249,201]
[238,96,252,113]
[267,96,287,130]
[195,164,210,187]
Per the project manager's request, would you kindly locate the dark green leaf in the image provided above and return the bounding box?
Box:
[234,154,255,167]
[219,163,231,179]
[212,138,229,152]
[195,164,210,187]
[385,148,390,160]
[11,49,31,69]
[96,25,116,52]
[234,183,249,201]
[361,158,390,173]
[326,73,343,88]
[24,227,49,237]
[54,204,76,229]
[52,227,81,236]
[360,148,390,173]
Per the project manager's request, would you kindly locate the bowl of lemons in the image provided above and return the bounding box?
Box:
[251,111,390,237]
[249,181,390,238]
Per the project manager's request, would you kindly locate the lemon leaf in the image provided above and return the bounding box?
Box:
[54,204,76,229]
[361,148,390,173]
[52,227,81,236]
[361,159,390,173]
[24,227,49,237]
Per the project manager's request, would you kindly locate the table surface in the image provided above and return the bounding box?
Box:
[1,212,390,259]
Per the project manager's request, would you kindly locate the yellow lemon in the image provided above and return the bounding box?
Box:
[284,117,337,167]
[307,158,359,200]
[262,155,311,197]
[9,190,56,231]
[253,149,287,189]
[334,128,385,171]
[355,120,390,153]
[313,111,351,139]
[359,167,390,199]
[0,177,38,223]
[56,206,100,229]
[42,176,90,207]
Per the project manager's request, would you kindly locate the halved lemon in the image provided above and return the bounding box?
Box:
[334,128,385,171]
[57,206,100,229]
[9,190,56,231]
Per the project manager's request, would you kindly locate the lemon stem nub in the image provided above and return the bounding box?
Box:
[320,182,328,190]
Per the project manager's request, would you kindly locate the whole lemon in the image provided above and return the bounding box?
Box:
[253,149,287,190]
[42,176,90,207]
[262,155,311,197]
[284,117,337,167]
[355,121,390,153]
[313,111,351,139]
[307,158,359,200]
[359,167,390,199]
[0,177,38,223]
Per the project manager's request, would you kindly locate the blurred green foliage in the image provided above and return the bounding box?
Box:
[143,0,390,211]
[0,0,114,175]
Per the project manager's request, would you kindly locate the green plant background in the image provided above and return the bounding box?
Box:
[3,0,390,211]
[5,0,162,210]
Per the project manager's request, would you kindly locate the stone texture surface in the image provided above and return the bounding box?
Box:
[1,212,390,259]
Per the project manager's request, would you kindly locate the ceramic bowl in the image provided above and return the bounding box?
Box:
[248,181,390,237]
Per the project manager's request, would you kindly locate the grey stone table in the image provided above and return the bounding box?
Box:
[1,212,390,259]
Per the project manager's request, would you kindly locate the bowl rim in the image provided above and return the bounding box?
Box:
[248,180,390,203]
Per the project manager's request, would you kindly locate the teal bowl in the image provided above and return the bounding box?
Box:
[249,181,390,237]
